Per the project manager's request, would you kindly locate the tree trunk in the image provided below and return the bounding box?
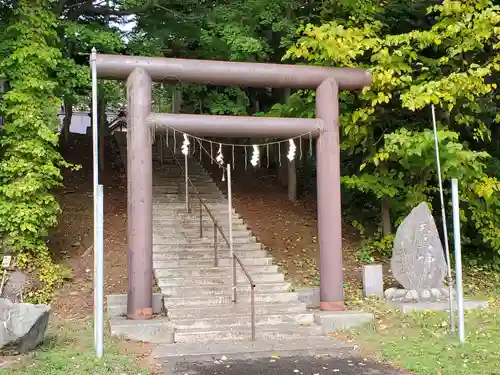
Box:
[172,88,182,113]
[62,99,73,143]
[98,92,106,172]
[381,198,392,236]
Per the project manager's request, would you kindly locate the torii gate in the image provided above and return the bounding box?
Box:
[94,53,371,320]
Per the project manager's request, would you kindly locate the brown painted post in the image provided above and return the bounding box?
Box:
[126,68,153,320]
[316,79,344,310]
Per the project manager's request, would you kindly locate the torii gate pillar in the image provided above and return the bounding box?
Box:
[316,79,344,309]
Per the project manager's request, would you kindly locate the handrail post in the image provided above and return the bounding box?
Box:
[251,284,256,341]
[199,203,203,238]
[185,151,189,213]
[232,257,237,303]
[214,223,218,267]
[160,134,164,164]
[227,164,236,303]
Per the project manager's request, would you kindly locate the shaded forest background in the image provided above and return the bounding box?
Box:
[1,0,500,302]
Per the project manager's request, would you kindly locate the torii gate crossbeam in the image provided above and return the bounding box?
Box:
[94,53,371,319]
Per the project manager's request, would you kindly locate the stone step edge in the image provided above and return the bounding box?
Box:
[162,292,298,305]
[165,300,307,313]
[157,282,290,290]
[152,265,277,271]
[107,293,164,318]
[170,312,314,325]
[174,322,323,334]
[152,337,355,364]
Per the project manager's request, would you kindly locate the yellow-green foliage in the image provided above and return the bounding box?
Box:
[0,0,75,302]
[286,0,500,259]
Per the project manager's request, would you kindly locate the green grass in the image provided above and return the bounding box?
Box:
[2,319,148,375]
[350,303,499,375]
[345,269,500,375]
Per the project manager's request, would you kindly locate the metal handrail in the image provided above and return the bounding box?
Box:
[163,142,256,341]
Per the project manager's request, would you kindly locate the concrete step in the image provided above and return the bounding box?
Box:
[153,188,222,196]
[163,292,299,307]
[152,243,262,251]
[152,251,267,261]
[153,178,212,184]
[159,282,290,297]
[157,225,249,234]
[153,243,265,254]
[154,173,214,178]
[151,265,278,275]
[153,209,239,217]
[153,158,207,164]
[152,168,208,172]
[154,210,238,217]
[151,337,353,363]
[153,216,244,225]
[152,180,216,186]
[153,169,210,174]
[153,257,273,268]
[153,222,249,232]
[166,300,307,319]
[153,193,223,200]
[153,177,213,183]
[110,317,174,344]
[156,273,285,286]
[171,312,315,330]
[153,226,255,238]
[153,201,233,207]
[152,236,256,245]
[153,204,236,212]
[153,214,244,223]
[173,323,324,343]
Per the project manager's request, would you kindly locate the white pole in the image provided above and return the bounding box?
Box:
[431,104,455,332]
[90,48,101,353]
[227,164,236,302]
[451,179,465,344]
[96,184,105,357]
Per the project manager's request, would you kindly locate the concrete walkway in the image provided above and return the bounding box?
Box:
[168,356,412,375]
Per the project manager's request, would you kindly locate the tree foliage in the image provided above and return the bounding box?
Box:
[285,0,500,262]
[0,0,76,302]
[2,0,500,306]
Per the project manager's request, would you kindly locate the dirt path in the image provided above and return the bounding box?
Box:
[50,135,129,318]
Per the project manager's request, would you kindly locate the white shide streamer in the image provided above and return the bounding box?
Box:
[216,143,225,181]
[250,145,259,167]
[287,139,296,161]
[181,134,190,155]
[216,143,224,166]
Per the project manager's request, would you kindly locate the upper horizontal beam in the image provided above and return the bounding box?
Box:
[146,113,322,138]
[95,54,371,90]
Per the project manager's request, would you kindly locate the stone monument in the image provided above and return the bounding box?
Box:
[0,298,51,354]
[3,271,28,303]
[385,202,455,303]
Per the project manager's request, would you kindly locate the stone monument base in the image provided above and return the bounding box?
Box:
[386,299,489,313]
[384,287,456,303]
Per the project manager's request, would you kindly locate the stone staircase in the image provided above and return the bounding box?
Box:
[109,136,365,362]
[152,150,326,344]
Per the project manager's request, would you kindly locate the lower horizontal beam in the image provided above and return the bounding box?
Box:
[146,113,322,138]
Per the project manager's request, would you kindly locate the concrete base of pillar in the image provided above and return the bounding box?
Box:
[320,301,345,311]
[127,307,153,320]
[314,311,374,334]
[107,293,163,318]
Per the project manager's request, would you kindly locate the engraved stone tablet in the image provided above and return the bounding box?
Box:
[390,202,447,291]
